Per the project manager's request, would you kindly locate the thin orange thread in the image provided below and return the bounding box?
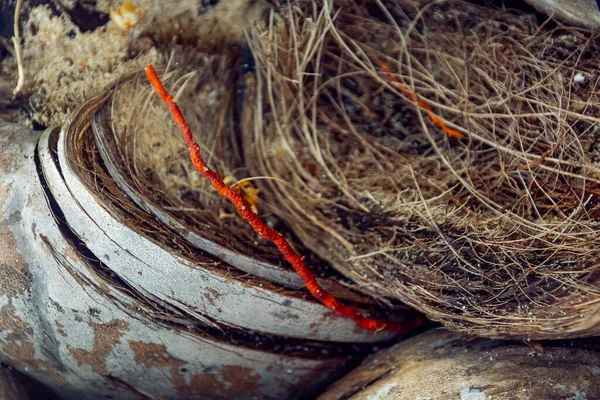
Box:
[378,60,463,140]
[145,64,422,333]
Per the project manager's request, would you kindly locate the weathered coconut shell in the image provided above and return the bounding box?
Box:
[319,328,600,400]
[44,125,396,344]
[0,120,370,399]
[525,0,600,28]
[50,76,408,342]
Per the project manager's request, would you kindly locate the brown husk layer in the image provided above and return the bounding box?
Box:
[104,54,338,275]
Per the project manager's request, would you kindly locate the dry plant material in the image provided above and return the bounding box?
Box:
[145,64,421,333]
[11,0,25,95]
[242,0,600,339]
[97,54,386,307]
[103,55,291,274]
[6,5,160,126]
[378,59,462,139]
[1,0,274,126]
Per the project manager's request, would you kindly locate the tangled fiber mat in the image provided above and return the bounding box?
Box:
[240,0,600,339]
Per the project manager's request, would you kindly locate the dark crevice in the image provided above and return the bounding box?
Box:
[1,362,62,400]
[199,0,220,12]
[53,0,109,33]
[105,375,153,399]
[0,1,14,41]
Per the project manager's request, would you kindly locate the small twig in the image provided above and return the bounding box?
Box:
[145,64,422,333]
[12,0,25,96]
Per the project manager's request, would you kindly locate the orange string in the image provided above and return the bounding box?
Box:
[378,60,463,140]
[145,64,422,333]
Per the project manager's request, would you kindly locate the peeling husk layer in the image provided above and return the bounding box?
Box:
[62,77,404,344]
[241,0,600,339]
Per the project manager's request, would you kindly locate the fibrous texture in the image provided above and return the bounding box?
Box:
[145,64,422,332]
[243,0,600,338]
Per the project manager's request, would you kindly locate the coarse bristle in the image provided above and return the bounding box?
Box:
[242,0,600,339]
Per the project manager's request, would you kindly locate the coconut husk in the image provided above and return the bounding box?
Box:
[99,54,267,264]
[242,0,600,339]
[89,47,390,307]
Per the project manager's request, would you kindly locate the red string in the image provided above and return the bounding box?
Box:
[145,64,422,333]
[378,59,463,140]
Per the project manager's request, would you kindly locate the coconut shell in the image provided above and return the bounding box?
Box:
[319,328,600,400]
[525,0,600,28]
[0,119,379,399]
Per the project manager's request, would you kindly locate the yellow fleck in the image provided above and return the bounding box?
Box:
[224,176,261,214]
[110,2,139,30]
